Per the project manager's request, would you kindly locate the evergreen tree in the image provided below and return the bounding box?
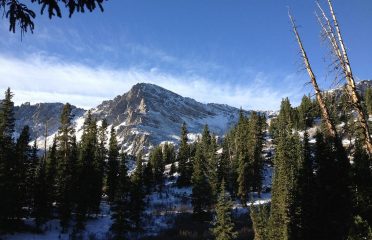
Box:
[106,126,120,203]
[297,95,314,129]
[347,215,372,240]
[250,205,270,240]
[211,179,238,240]
[208,134,219,202]
[177,122,191,186]
[143,159,154,193]
[162,142,175,164]
[56,103,77,231]
[130,152,145,231]
[191,143,212,216]
[0,88,18,226]
[292,131,314,240]
[92,118,108,213]
[365,87,372,115]
[110,153,131,240]
[15,126,31,217]
[33,157,49,228]
[351,139,372,225]
[267,131,303,240]
[150,146,164,190]
[75,111,99,228]
[312,132,352,240]
[46,136,58,211]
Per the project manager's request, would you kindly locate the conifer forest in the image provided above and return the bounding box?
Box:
[0,0,371,239]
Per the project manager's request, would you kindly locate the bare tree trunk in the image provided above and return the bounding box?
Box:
[327,0,372,154]
[288,11,338,139]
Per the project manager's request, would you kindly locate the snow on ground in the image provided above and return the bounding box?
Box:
[3,203,112,240]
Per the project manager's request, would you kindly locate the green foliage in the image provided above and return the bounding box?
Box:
[365,87,372,115]
[211,180,238,240]
[250,205,270,240]
[177,122,191,186]
[191,142,212,216]
[107,126,119,203]
[110,153,131,240]
[150,146,165,190]
[347,215,372,240]
[56,103,78,231]
[130,152,145,231]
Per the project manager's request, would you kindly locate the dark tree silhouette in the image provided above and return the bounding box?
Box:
[0,0,106,35]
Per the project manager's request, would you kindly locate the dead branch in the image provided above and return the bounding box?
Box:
[288,9,338,139]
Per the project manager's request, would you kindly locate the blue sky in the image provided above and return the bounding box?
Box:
[1,0,371,110]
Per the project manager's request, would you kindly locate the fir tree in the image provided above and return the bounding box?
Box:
[208,134,219,202]
[191,143,212,216]
[46,136,58,211]
[75,111,99,228]
[177,122,191,186]
[351,139,372,225]
[211,179,238,240]
[130,152,145,232]
[56,103,77,231]
[267,131,303,240]
[33,157,49,229]
[162,142,175,164]
[150,146,164,190]
[92,118,108,213]
[110,153,131,240]
[0,88,18,225]
[143,159,154,193]
[250,204,270,240]
[312,132,352,240]
[106,126,120,203]
[365,87,372,115]
[15,126,31,217]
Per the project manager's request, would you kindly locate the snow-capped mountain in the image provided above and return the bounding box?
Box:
[14,83,273,154]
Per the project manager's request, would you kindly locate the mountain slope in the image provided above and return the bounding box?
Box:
[14,83,272,154]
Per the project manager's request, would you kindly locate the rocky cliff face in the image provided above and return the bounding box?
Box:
[87,83,260,154]
[14,83,274,155]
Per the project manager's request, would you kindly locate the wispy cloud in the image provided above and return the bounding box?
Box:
[0,53,304,110]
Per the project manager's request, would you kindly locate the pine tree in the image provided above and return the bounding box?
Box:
[208,134,219,202]
[211,179,238,240]
[162,142,175,164]
[347,215,372,240]
[191,142,212,216]
[46,136,58,211]
[267,131,303,240]
[106,126,120,203]
[236,114,250,205]
[15,126,31,217]
[292,131,314,240]
[75,111,99,228]
[143,159,154,193]
[92,118,108,213]
[0,88,18,226]
[365,87,372,115]
[351,139,372,225]
[312,131,352,240]
[298,95,314,129]
[130,152,145,231]
[177,122,191,186]
[110,153,131,240]
[150,146,164,190]
[250,204,270,240]
[56,103,77,231]
[33,157,49,228]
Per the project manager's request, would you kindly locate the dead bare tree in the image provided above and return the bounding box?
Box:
[288,10,338,139]
[316,0,372,154]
